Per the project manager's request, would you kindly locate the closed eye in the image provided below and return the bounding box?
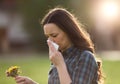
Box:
[50,34,58,38]
[44,33,58,38]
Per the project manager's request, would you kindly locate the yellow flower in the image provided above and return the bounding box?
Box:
[6,66,21,77]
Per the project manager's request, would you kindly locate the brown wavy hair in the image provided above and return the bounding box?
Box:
[41,7,104,83]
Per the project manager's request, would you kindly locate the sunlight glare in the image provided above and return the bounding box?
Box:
[100,1,119,19]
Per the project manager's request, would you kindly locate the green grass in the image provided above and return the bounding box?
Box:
[0,54,120,84]
[103,60,120,84]
[0,55,50,84]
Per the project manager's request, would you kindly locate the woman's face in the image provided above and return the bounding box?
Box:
[43,23,72,51]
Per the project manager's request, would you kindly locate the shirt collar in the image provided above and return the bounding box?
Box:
[62,45,76,59]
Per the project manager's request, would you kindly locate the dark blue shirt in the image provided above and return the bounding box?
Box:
[48,46,98,84]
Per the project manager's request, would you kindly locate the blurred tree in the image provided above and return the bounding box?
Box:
[17,0,72,52]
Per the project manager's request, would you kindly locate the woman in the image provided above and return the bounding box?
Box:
[15,7,104,84]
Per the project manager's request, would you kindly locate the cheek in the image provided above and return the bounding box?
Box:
[55,36,64,46]
[56,37,63,44]
[57,36,67,48]
[55,32,69,49]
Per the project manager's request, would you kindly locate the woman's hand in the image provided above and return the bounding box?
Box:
[15,76,38,84]
[47,40,65,67]
[47,40,72,84]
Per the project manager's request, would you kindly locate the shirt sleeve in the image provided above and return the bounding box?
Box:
[72,51,98,84]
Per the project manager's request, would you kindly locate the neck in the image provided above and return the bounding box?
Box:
[61,44,73,53]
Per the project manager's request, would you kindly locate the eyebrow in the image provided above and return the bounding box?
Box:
[44,33,57,37]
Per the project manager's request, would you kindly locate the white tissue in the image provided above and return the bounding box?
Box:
[47,40,59,50]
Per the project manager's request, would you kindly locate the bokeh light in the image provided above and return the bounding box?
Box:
[99,1,119,20]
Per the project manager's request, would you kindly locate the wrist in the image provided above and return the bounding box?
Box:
[56,62,66,70]
[34,82,39,84]
[32,81,39,84]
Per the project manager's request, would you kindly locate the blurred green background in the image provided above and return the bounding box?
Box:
[0,54,120,84]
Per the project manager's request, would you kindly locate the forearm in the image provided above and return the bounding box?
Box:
[56,63,72,84]
[33,82,39,84]
[15,76,40,84]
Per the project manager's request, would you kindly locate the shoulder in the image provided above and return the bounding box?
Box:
[78,50,97,65]
[80,50,95,59]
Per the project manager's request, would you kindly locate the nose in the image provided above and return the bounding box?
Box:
[48,37,55,42]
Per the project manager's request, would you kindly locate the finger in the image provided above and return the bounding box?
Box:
[47,41,54,56]
[16,82,24,84]
[47,40,56,52]
[15,76,25,83]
